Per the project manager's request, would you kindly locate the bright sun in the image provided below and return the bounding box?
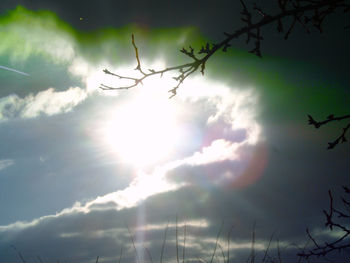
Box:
[103,86,183,167]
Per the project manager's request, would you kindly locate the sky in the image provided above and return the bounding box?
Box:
[0,1,350,262]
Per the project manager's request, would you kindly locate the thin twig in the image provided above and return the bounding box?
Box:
[250,221,256,263]
[160,221,169,263]
[277,239,283,263]
[218,243,226,263]
[176,216,179,263]
[101,0,347,98]
[262,233,274,263]
[307,114,350,149]
[227,226,234,263]
[183,221,187,263]
[144,245,154,263]
[11,245,27,263]
[118,246,123,263]
[210,221,224,263]
[126,224,140,263]
[299,187,350,259]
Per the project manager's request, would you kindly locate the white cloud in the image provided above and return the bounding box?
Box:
[0,78,262,234]
[21,87,87,118]
[0,79,262,247]
[179,78,261,144]
[0,21,264,242]
[0,159,14,171]
[135,219,209,231]
[85,168,181,210]
[0,87,87,120]
[80,79,262,210]
[180,139,240,166]
[0,7,75,63]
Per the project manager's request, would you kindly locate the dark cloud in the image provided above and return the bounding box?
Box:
[1,123,347,262]
[0,176,339,263]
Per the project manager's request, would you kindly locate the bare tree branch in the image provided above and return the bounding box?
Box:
[100,0,350,149]
[307,114,350,149]
[298,187,350,259]
[101,0,349,99]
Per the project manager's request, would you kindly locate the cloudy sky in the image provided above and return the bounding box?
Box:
[0,1,349,262]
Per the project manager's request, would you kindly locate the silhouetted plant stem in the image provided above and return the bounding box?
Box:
[210,221,224,263]
[218,243,226,263]
[249,221,256,263]
[126,224,140,263]
[160,221,169,263]
[118,246,123,263]
[308,114,350,149]
[262,233,274,263]
[144,246,154,263]
[176,216,179,263]
[227,226,233,263]
[11,245,27,263]
[183,221,186,263]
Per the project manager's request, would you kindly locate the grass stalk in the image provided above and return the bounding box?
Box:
[218,243,226,263]
[183,221,187,263]
[210,221,224,263]
[277,239,282,263]
[249,221,256,263]
[11,245,27,263]
[118,246,123,263]
[227,226,234,263]
[160,221,169,263]
[126,224,140,263]
[262,233,274,263]
[144,246,154,263]
[176,216,179,263]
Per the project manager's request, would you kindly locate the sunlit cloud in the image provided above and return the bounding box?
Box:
[0,8,89,121]
[180,139,240,166]
[0,6,75,63]
[0,87,87,120]
[0,73,262,233]
[86,169,180,210]
[135,219,209,231]
[179,78,261,144]
[22,87,87,118]
[0,7,264,261]
[0,3,347,263]
[71,79,261,212]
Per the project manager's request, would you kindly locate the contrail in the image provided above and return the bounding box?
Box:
[0,65,30,76]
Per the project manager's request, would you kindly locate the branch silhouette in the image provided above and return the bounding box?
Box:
[308,114,350,149]
[298,187,350,259]
[101,0,349,98]
[101,0,349,148]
